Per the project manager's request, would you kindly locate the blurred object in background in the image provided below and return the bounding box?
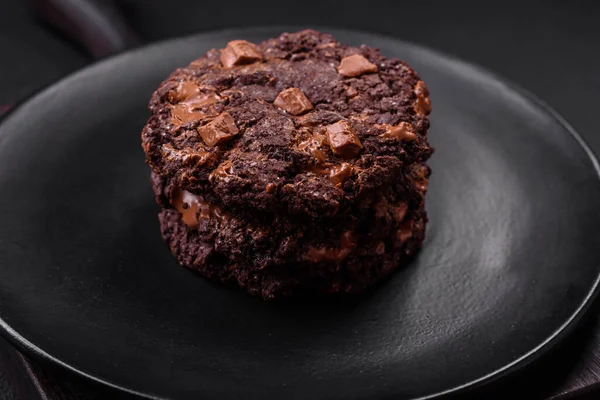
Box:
[0,0,140,109]
[28,0,140,59]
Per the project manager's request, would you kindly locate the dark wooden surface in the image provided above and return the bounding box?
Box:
[1,0,600,398]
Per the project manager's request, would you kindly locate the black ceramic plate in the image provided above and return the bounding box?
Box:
[0,27,599,400]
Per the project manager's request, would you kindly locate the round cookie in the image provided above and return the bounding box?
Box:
[142,29,432,299]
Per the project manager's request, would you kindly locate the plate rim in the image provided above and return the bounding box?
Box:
[1,25,599,400]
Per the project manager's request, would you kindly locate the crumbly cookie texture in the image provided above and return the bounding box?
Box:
[142,30,432,299]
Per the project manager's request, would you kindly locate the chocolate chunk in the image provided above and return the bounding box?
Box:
[168,81,200,103]
[337,54,378,77]
[328,163,354,185]
[186,93,221,108]
[171,104,216,128]
[171,189,228,227]
[168,82,221,130]
[377,122,417,141]
[304,160,353,185]
[307,231,357,262]
[304,162,329,176]
[265,183,277,193]
[220,40,262,68]
[325,121,363,158]
[197,112,239,147]
[209,160,234,183]
[168,81,221,106]
[273,87,314,115]
[298,131,327,164]
[161,144,218,168]
[414,80,432,115]
[171,189,202,228]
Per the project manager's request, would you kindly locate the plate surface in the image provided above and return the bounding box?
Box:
[0,27,599,400]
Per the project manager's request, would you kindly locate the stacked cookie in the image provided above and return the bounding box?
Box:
[141,30,433,299]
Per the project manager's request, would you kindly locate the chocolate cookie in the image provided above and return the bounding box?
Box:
[142,30,433,299]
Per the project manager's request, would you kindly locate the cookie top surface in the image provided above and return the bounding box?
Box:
[142,30,432,219]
